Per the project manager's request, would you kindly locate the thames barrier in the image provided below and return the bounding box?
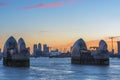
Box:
[71,38,109,65]
[3,36,30,67]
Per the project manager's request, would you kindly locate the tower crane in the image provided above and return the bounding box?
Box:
[109,36,120,53]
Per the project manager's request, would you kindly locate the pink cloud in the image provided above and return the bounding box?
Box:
[0,2,8,6]
[22,1,76,10]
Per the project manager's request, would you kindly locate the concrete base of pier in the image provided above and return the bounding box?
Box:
[71,57,109,65]
[3,57,30,67]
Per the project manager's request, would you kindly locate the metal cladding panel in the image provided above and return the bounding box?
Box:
[99,40,107,51]
[18,38,26,53]
[71,38,87,57]
[3,36,18,56]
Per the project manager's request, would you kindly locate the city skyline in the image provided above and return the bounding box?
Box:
[1,0,120,52]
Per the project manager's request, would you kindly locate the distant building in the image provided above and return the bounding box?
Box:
[33,44,37,56]
[46,47,49,53]
[43,44,49,54]
[33,43,43,57]
[38,43,42,51]
[37,43,42,56]
[33,43,50,57]
[117,41,120,54]
[43,44,47,52]
[55,49,59,52]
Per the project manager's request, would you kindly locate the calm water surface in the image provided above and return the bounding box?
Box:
[0,58,120,80]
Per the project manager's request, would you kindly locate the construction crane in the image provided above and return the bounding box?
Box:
[109,36,120,53]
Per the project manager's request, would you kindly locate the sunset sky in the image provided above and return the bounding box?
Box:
[0,0,120,53]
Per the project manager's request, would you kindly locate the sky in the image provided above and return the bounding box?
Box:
[0,0,120,53]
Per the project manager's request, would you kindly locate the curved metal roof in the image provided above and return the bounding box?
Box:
[99,40,107,51]
[71,38,87,57]
[18,38,26,53]
[3,36,18,54]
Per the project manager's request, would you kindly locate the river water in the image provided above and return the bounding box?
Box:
[0,58,120,80]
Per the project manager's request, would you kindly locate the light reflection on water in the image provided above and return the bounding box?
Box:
[0,58,120,80]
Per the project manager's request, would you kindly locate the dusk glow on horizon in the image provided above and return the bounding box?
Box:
[1,0,120,53]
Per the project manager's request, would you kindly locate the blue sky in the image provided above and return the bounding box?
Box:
[0,0,120,51]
